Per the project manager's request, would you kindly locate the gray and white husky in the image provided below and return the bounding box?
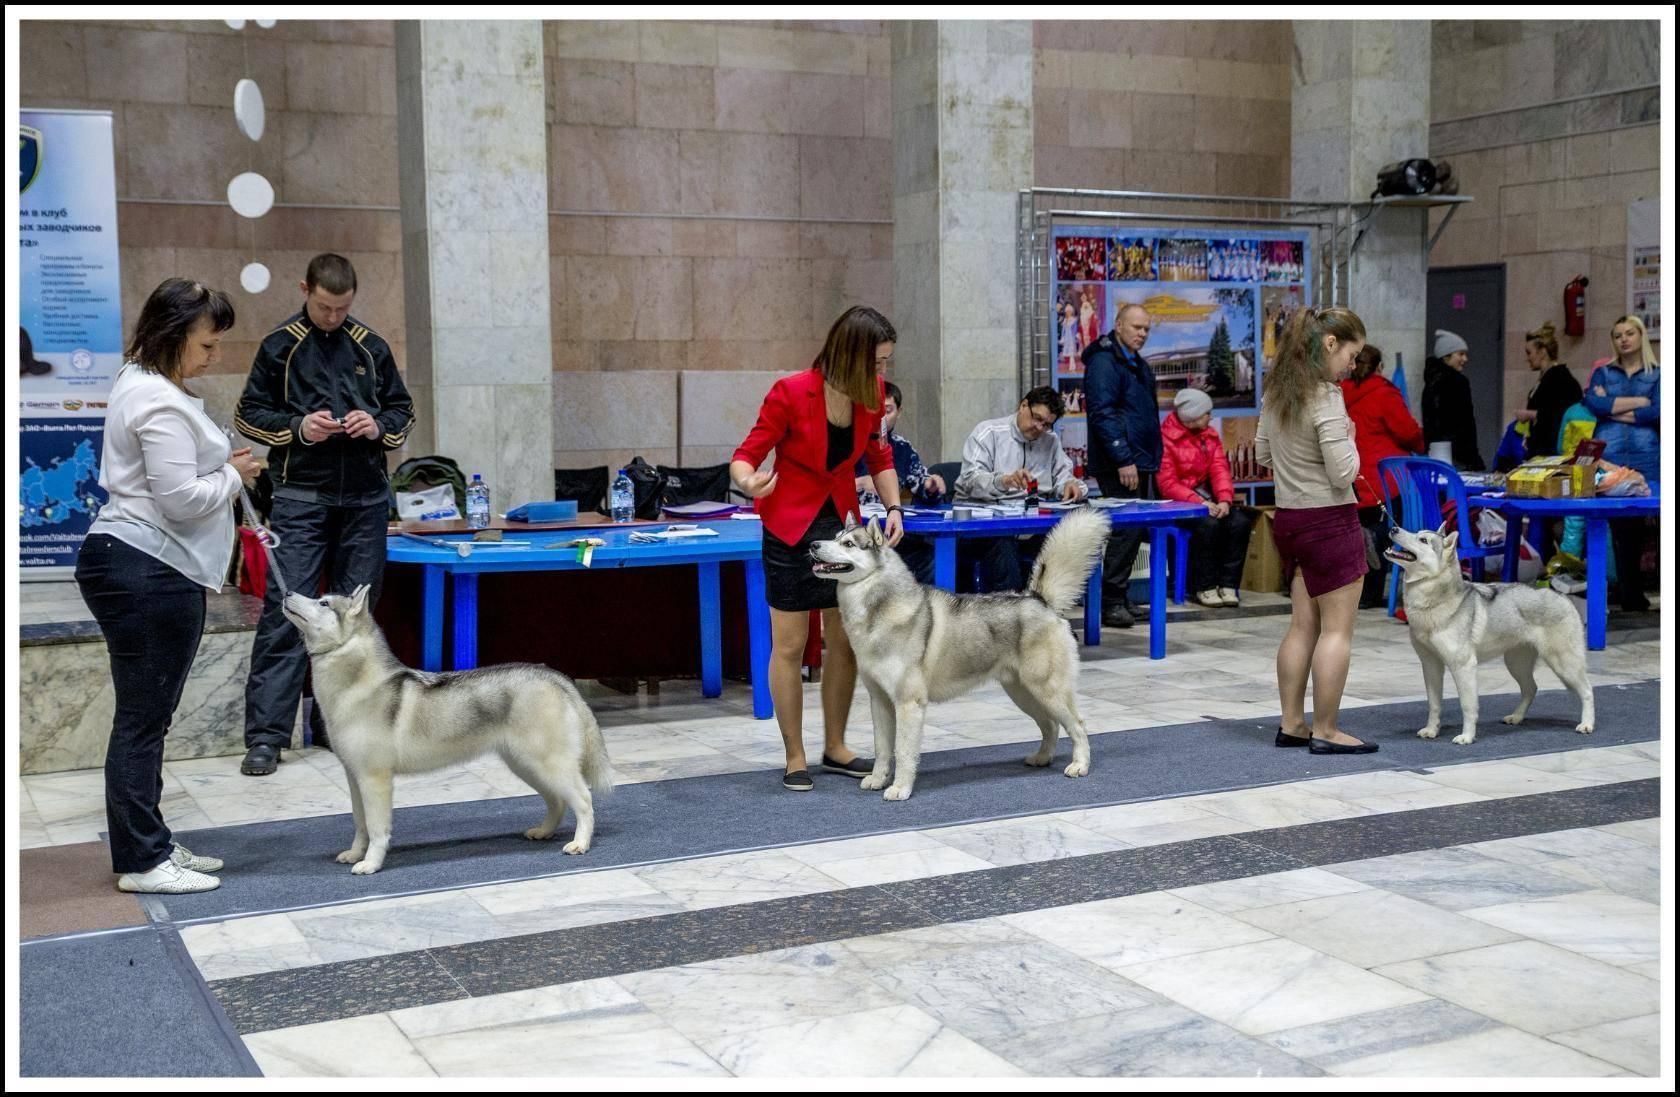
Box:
[810,508,1111,801]
[281,586,613,874]
[1386,525,1594,745]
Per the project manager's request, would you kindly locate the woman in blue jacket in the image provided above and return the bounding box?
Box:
[1583,315,1660,611]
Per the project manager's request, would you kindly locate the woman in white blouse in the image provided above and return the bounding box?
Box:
[75,279,262,894]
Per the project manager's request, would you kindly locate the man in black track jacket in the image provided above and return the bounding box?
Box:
[235,253,414,775]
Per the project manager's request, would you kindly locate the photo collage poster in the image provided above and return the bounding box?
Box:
[1049,227,1311,482]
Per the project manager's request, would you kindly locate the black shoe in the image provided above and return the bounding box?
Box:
[782,769,813,791]
[1309,736,1379,755]
[821,754,873,778]
[1275,727,1311,747]
[1102,604,1135,629]
[241,744,280,775]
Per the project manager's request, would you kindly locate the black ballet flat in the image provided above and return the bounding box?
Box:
[1309,736,1379,755]
[1275,727,1311,748]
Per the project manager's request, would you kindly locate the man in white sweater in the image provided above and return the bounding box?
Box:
[955,386,1088,591]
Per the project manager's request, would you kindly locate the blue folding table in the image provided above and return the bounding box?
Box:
[386,522,773,718]
[1490,489,1662,650]
[901,500,1208,659]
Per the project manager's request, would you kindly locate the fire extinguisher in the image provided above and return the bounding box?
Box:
[1564,275,1589,337]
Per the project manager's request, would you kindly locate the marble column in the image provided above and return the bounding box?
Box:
[892,21,1034,462]
[1292,22,1432,411]
[396,21,553,510]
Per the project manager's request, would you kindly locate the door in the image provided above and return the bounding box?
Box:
[1426,264,1506,470]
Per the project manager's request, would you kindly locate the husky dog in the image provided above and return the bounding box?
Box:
[1386,525,1594,745]
[810,508,1111,800]
[281,586,613,874]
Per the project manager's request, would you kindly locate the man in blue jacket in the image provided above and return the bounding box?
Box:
[1082,303,1163,628]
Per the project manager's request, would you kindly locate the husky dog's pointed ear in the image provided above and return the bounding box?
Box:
[349,584,372,616]
[1441,530,1459,555]
[1437,520,1453,538]
[866,517,885,547]
[843,511,859,532]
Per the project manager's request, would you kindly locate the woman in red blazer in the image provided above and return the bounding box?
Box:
[731,307,903,792]
[1340,344,1426,607]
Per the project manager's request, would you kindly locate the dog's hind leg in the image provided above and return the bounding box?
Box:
[349,771,394,874]
[1000,676,1060,769]
[1501,646,1539,726]
[335,771,369,865]
[1538,638,1595,734]
[498,745,569,842]
[860,681,895,792]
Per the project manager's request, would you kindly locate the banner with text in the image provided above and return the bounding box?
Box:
[19,109,122,574]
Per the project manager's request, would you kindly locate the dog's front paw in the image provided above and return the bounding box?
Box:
[350,858,383,875]
[1501,713,1524,726]
[1452,731,1477,745]
[335,847,365,864]
[1575,721,1594,734]
[1417,726,1440,739]
[1024,750,1054,767]
[1063,760,1089,778]
[561,839,589,854]
[882,784,912,801]
[860,772,890,790]
[523,826,555,841]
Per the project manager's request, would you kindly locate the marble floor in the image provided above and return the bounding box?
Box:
[17,603,1667,1079]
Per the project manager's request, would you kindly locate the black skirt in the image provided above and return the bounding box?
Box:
[762,498,845,612]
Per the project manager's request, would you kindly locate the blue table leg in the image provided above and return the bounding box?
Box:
[1084,558,1102,645]
[1585,518,1607,650]
[452,572,479,671]
[744,558,773,719]
[932,536,957,591]
[1150,527,1167,660]
[421,566,444,672]
[1501,508,1522,581]
[698,561,722,698]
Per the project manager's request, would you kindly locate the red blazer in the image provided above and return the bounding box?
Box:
[1156,411,1235,504]
[734,366,894,544]
[1341,374,1426,507]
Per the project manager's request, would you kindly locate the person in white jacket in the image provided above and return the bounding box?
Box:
[75,279,262,894]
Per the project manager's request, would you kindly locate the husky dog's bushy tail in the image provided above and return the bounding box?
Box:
[577,706,616,798]
[1028,507,1112,615]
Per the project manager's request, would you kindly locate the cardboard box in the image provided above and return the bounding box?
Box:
[1507,458,1574,499]
[1240,506,1283,593]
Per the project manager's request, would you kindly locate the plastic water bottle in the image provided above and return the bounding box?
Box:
[465,474,491,528]
[611,468,635,523]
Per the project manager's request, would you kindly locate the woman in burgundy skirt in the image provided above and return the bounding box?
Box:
[1255,306,1379,755]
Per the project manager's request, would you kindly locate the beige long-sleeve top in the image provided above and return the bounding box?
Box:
[1255,383,1360,509]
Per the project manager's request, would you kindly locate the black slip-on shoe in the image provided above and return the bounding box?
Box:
[821,754,873,778]
[1308,736,1379,755]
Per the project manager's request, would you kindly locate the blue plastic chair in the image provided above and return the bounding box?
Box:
[1378,456,1504,616]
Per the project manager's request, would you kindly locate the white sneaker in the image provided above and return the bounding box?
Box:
[117,858,220,894]
[1219,587,1240,607]
[171,844,224,873]
[1196,589,1225,608]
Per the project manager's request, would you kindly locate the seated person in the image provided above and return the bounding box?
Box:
[854,381,941,583]
[1156,388,1253,608]
[955,386,1089,591]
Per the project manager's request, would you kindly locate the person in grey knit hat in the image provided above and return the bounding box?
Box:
[1157,386,1251,607]
[1422,328,1484,470]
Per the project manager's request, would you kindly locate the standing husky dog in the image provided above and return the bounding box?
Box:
[1386,525,1594,745]
[811,508,1111,800]
[281,587,613,873]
